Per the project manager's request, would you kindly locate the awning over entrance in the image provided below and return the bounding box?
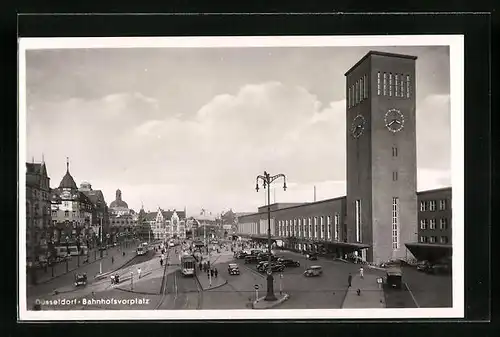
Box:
[405,242,452,262]
[324,241,371,249]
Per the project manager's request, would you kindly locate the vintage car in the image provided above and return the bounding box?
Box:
[228,263,240,275]
[256,261,268,272]
[305,252,318,261]
[259,262,285,273]
[278,258,300,267]
[110,274,121,284]
[416,260,432,272]
[303,265,323,277]
[244,255,259,264]
[386,267,403,289]
[74,273,87,287]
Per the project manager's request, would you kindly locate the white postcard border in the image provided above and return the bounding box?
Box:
[18,35,464,321]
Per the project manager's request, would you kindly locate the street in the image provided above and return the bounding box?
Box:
[28,240,452,310]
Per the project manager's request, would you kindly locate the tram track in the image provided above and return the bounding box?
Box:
[155,249,172,309]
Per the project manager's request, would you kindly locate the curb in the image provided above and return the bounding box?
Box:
[194,273,228,291]
[252,293,290,309]
[204,279,228,291]
[115,287,158,296]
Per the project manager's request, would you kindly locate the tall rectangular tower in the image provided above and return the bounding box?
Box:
[345,51,418,265]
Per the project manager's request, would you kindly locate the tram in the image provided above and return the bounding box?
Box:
[180,254,196,276]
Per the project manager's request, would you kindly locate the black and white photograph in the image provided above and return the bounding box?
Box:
[18,35,464,320]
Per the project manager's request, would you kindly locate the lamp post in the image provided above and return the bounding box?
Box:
[256,171,287,301]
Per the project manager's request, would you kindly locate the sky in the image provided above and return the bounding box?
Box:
[25,44,451,215]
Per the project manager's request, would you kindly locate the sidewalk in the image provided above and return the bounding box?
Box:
[32,240,139,285]
[341,273,385,308]
[27,242,140,298]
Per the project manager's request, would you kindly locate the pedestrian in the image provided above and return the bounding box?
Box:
[210,269,214,278]
[138,267,142,279]
[214,268,218,278]
[348,273,352,287]
[122,251,125,257]
[160,258,163,267]
[359,267,364,279]
[111,256,114,264]
[199,262,202,270]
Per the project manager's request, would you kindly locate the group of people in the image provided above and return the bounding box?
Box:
[347,267,365,287]
[198,261,218,278]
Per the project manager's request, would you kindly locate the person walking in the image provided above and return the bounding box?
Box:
[111,256,114,264]
[137,267,142,279]
[359,267,364,279]
[160,257,163,267]
[214,268,218,278]
[348,273,352,287]
[199,262,202,271]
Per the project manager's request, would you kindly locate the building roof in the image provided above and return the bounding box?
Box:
[161,210,186,219]
[416,187,452,195]
[344,50,418,77]
[59,170,78,189]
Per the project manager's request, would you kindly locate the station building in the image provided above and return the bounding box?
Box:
[237,51,453,265]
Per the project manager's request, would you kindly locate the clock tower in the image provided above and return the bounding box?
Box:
[345,51,418,265]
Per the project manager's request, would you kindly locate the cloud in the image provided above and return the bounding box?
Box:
[27,82,451,212]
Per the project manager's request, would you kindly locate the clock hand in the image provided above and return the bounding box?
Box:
[388,120,395,126]
[395,120,401,124]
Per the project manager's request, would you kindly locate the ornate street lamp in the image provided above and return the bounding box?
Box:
[256,171,287,301]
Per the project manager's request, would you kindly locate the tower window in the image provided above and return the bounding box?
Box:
[400,74,404,97]
[355,200,362,242]
[377,72,381,95]
[359,78,363,102]
[392,171,398,181]
[392,146,398,157]
[364,74,368,99]
[440,236,449,244]
[420,236,428,243]
[440,218,448,230]
[334,213,340,241]
[392,197,400,250]
[348,85,351,108]
[389,73,393,96]
[429,200,436,211]
[429,219,436,229]
[355,81,359,104]
[395,74,399,96]
[406,75,411,98]
[383,73,387,96]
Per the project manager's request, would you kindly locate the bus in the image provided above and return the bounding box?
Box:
[180,254,196,277]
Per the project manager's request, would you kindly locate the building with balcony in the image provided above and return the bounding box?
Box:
[26,160,51,262]
[50,159,95,247]
[79,181,110,248]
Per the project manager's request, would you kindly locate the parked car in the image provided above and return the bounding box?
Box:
[305,252,318,260]
[303,265,323,277]
[261,262,285,273]
[427,263,451,275]
[278,258,300,267]
[234,251,248,259]
[256,261,268,272]
[244,255,259,264]
[228,263,240,275]
[416,260,432,272]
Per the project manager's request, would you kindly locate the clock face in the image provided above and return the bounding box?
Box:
[351,115,366,138]
[384,109,405,133]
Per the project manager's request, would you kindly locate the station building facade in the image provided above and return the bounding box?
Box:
[237,51,453,265]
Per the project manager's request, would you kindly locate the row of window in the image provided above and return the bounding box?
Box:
[277,215,341,241]
[420,236,449,244]
[420,218,449,230]
[392,197,400,250]
[377,72,411,98]
[347,74,369,108]
[420,200,448,212]
[32,189,49,200]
